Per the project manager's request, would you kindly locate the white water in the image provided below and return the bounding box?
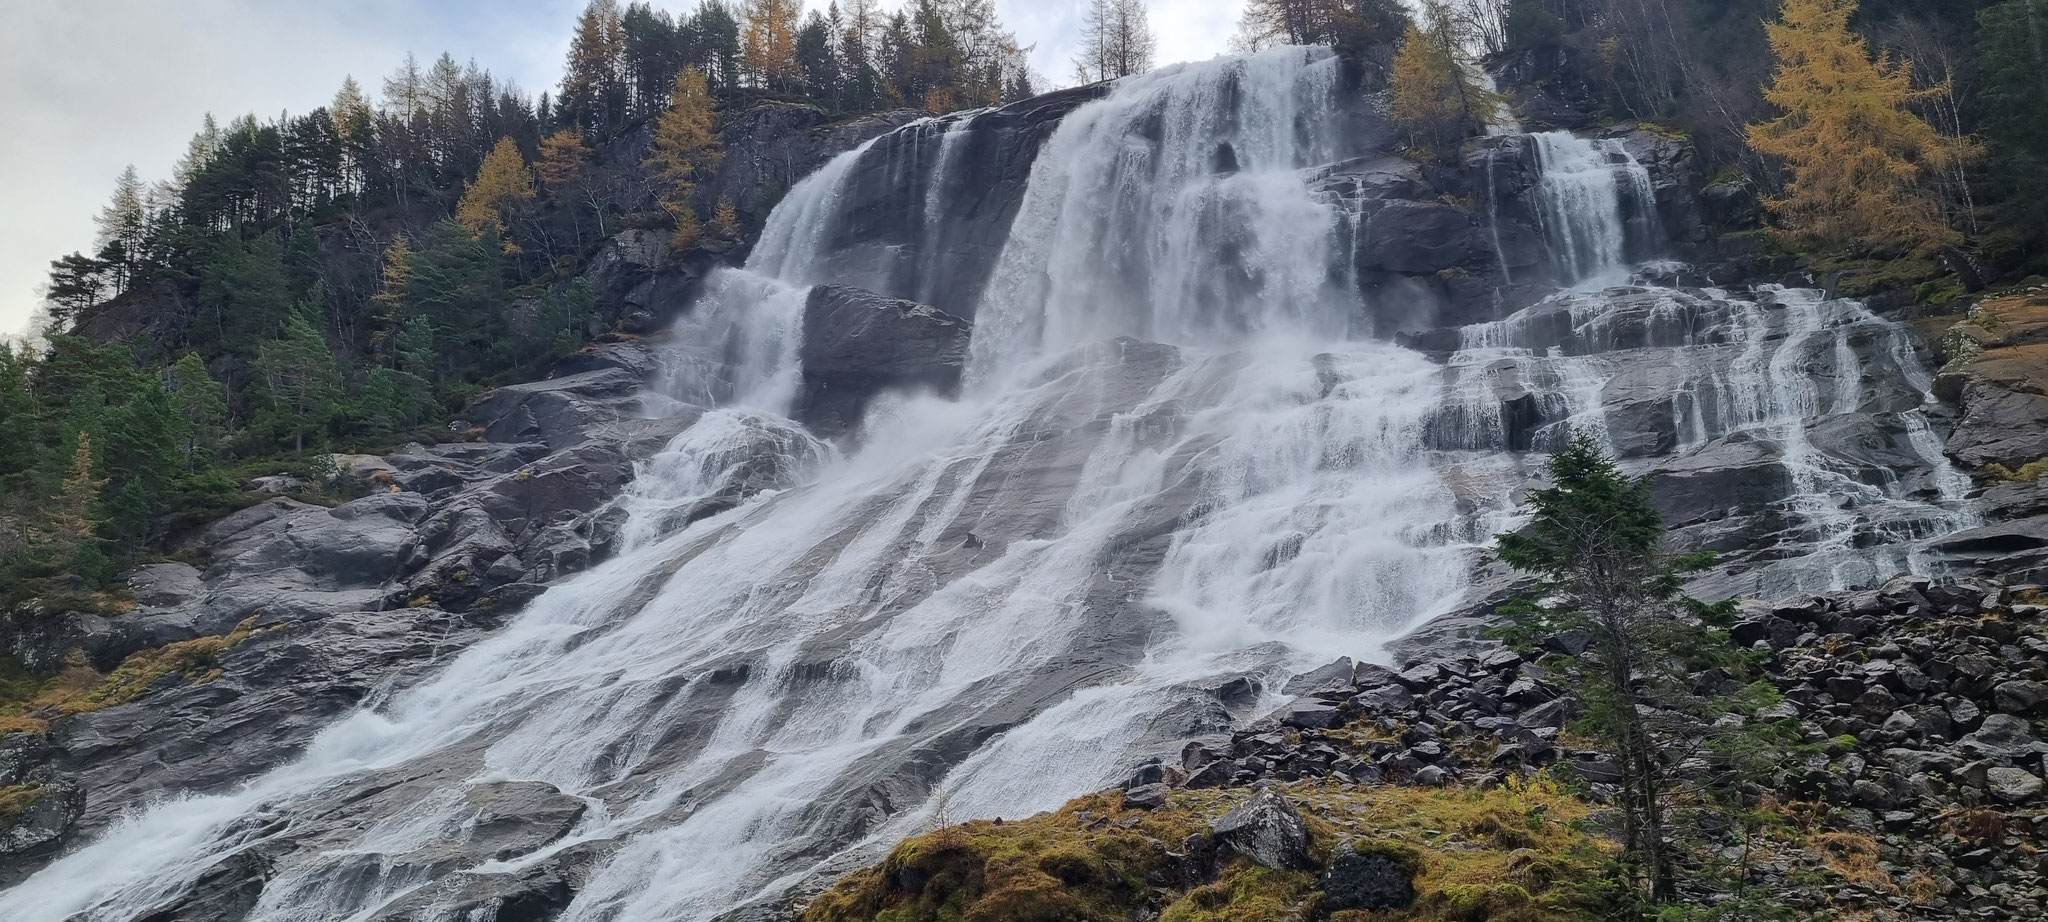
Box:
[0,48,1485,922]
[1529,131,1658,286]
[0,45,1976,922]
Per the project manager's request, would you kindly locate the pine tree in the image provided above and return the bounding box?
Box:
[647,68,725,249]
[796,12,843,106]
[164,353,226,471]
[456,136,535,250]
[1746,0,1963,255]
[742,0,805,91]
[255,308,341,455]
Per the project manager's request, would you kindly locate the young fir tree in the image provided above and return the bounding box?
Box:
[1493,432,1737,904]
[456,136,536,250]
[1746,0,1964,256]
[369,234,414,361]
[647,68,725,250]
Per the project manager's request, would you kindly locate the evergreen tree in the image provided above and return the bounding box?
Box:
[647,68,725,249]
[796,12,844,106]
[1746,0,1963,255]
[1976,0,2048,235]
[456,136,536,250]
[0,343,38,494]
[693,1,746,90]
[254,307,341,455]
[1494,433,1731,904]
[164,353,227,471]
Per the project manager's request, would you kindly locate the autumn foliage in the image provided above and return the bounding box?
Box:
[1747,0,1968,256]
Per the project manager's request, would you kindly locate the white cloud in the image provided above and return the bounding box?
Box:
[0,0,1238,336]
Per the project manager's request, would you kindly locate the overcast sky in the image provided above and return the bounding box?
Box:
[0,0,1245,337]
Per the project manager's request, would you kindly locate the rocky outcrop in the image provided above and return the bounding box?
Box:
[1135,575,2048,920]
[0,340,722,876]
[794,286,972,437]
[789,85,1110,318]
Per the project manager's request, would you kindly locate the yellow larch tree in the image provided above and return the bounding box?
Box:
[369,233,412,359]
[536,128,591,195]
[1390,13,1501,161]
[711,198,740,238]
[1746,0,1966,255]
[456,136,536,250]
[742,0,804,92]
[647,68,725,250]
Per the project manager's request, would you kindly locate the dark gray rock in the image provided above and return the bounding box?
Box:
[1210,788,1312,870]
[1986,766,2045,804]
[1324,846,1416,912]
[1122,783,1171,810]
[1282,658,1355,696]
[794,285,971,437]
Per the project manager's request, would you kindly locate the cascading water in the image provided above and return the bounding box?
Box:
[0,45,1978,922]
[1528,131,1659,286]
[0,48,1487,922]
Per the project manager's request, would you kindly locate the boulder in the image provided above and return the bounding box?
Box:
[795,285,972,437]
[1324,846,1416,912]
[1986,767,2045,804]
[1210,789,1312,870]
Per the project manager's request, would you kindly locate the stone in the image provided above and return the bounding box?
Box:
[1210,789,1312,870]
[1277,698,1347,731]
[1995,680,2048,715]
[794,285,972,437]
[1122,783,1171,810]
[1282,658,1356,696]
[1324,847,1416,912]
[1961,715,2048,765]
[1987,767,2045,804]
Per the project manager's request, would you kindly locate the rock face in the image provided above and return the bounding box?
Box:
[781,86,1110,320]
[0,339,715,878]
[794,285,973,437]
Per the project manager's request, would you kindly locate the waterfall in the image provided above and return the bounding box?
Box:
[1529,131,1658,286]
[0,46,1978,922]
[0,48,1484,922]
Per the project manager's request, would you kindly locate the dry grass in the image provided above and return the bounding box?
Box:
[1808,831,1897,893]
[803,775,1622,922]
[0,616,263,737]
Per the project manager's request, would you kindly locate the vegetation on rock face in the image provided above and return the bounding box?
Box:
[1,0,1050,613]
[802,780,1620,922]
[0,617,261,737]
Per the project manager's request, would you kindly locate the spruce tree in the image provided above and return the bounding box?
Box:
[1494,433,1732,904]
